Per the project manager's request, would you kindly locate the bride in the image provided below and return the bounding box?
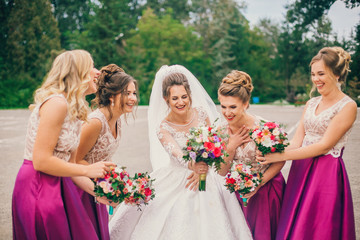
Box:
[109,65,252,240]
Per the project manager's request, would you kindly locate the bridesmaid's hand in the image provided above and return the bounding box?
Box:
[255,150,281,164]
[185,172,199,191]
[228,125,251,149]
[85,161,117,178]
[96,196,119,208]
[242,185,261,201]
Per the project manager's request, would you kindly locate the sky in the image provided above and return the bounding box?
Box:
[241,0,360,39]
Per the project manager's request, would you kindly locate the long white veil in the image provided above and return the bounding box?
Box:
[148,65,220,171]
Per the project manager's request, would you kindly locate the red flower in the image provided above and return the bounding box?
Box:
[145,188,152,196]
[226,178,235,184]
[214,147,221,157]
[204,142,215,151]
[208,127,212,132]
[113,173,118,178]
[187,146,192,151]
[271,147,276,152]
[270,135,275,140]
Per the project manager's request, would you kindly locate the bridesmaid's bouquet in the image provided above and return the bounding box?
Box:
[93,167,155,214]
[250,120,289,156]
[183,119,228,191]
[225,163,262,207]
[124,172,155,209]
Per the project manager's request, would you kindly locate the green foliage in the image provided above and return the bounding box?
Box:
[1,0,359,108]
[1,0,61,108]
[124,8,210,104]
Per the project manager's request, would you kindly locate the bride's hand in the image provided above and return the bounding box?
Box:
[185,172,199,191]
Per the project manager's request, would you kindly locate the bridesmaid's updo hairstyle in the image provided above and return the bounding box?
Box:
[93,64,138,119]
[162,73,192,106]
[310,46,351,92]
[218,70,254,104]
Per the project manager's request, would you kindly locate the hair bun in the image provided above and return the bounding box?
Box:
[100,64,125,82]
[332,46,352,73]
[222,70,254,93]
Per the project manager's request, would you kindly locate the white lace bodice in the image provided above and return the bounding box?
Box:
[23,94,82,162]
[222,116,270,174]
[83,109,121,163]
[156,107,208,167]
[302,95,355,157]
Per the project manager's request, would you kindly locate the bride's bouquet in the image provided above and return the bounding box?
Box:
[93,167,155,214]
[225,163,262,207]
[183,119,228,191]
[250,120,289,156]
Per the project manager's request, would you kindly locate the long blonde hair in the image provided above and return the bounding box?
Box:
[32,50,93,121]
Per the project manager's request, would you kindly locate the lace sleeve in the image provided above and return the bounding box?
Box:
[157,125,188,168]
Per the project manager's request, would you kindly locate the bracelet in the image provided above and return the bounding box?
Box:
[94,196,99,204]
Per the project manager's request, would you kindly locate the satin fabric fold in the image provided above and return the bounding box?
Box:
[237,172,285,240]
[276,150,356,240]
[78,189,110,240]
[12,160,100,240]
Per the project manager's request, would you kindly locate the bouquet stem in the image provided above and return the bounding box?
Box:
[109,206,114,215]
[242,198,248,207]
[199,173,206,191]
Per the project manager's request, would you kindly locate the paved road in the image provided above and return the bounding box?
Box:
[1,105,359,239]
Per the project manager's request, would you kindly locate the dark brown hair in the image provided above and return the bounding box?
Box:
[93,64,138,119]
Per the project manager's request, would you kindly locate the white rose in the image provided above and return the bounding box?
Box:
[202,152,208,158]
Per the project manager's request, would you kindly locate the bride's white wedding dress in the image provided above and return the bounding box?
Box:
[109,107,253,240]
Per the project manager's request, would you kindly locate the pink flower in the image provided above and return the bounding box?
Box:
[264,122,277,129]
[271,147,276,152]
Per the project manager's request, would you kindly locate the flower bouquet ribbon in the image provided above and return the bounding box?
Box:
[225,163,262,207]
[93,167,155,214]
[183,119,228,191]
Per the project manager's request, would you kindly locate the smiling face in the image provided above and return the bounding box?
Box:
[112,81,137,114]
[167,85,190,115]
[218,95,248,127]
[311,59,339,96]
[85,66,101,95]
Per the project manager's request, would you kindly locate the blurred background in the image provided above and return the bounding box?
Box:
[0,0,359,108]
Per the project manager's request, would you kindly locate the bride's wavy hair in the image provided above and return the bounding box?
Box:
[31,50,93,121]
[218,70,253,105]
[162,72,192,106]
[93,64,138,121]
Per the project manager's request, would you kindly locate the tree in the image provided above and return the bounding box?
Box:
[51,0,90,49]
[346,21,360,105]
[77,0,142,67]
[124,8,210,104]
[1,0,61,107]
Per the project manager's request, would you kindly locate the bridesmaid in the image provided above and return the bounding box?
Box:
[257,46,356,240]
[12,50,115,240]
[74,64,138,239]
[217,70,285,240]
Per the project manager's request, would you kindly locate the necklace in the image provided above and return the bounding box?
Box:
[165,109,196,127]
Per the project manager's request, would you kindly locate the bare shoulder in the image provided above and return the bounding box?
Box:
[82,117,102,134]
[39,96,68,121]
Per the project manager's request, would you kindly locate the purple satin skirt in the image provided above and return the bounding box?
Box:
[78,190,109,240]
[276,150,356,240]
[237,172,285,240]
[12,160,99,240]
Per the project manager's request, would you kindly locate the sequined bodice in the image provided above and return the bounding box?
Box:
[23,94,82,162]
[84,109,121,163]
[157,107,208,167]
[223,116,270,174]
[302,95,354,157]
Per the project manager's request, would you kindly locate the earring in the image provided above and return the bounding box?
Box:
[111,101,114,107]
